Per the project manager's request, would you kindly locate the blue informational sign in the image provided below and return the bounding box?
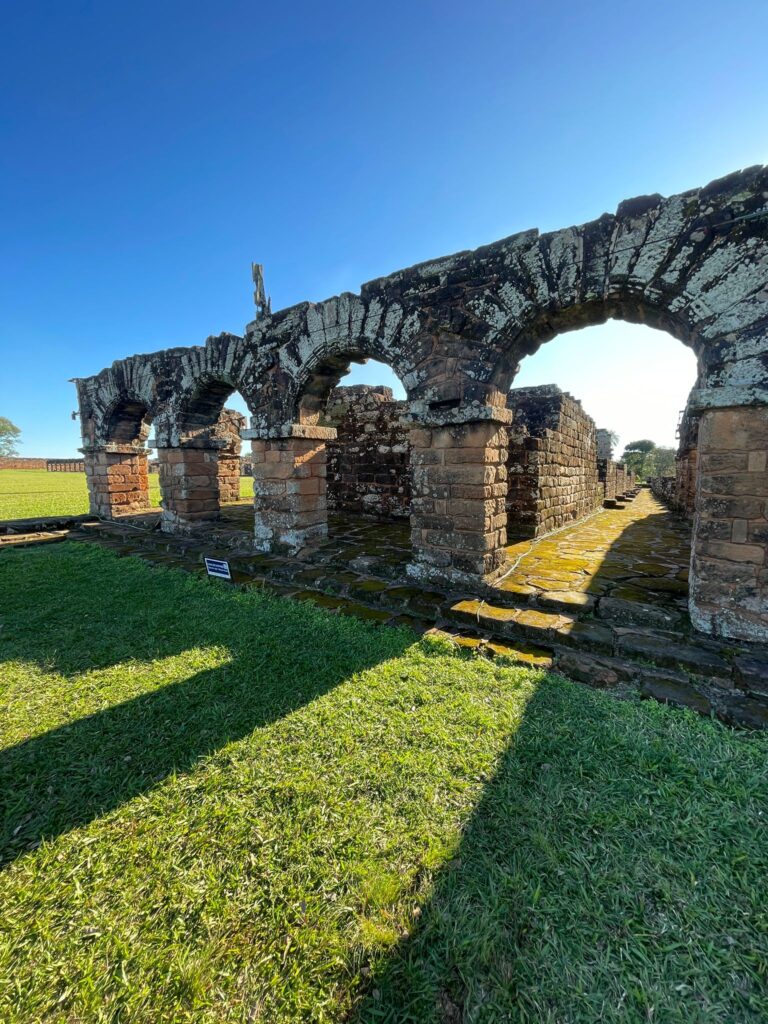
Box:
[204,557,232,580]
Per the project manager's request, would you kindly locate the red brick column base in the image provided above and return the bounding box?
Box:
[82,446,150,517]
[691,405,768,643]
[157,446,221,532]
[407,413,510,587]
[250,426,336,553]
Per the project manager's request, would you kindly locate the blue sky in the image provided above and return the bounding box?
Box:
[1,0,766,457]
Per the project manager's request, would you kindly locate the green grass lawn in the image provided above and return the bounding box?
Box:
[0,469,254,520]
[1,543,766,1023]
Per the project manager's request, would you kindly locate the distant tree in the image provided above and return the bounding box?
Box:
[0,417,21,457]
[619,439,677,480]
[621,439,655,477]
[646,446,676,477]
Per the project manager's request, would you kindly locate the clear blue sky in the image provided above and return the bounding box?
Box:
[1,0,766,457]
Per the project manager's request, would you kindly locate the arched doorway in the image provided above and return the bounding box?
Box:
[157,378,253,538]
[497,319,699,629]
[84,397,154,518]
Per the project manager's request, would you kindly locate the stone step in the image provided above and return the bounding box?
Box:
[0,531,71,549]
[596,595,685,632]
[446,598,614,656]
[445,596,753,686]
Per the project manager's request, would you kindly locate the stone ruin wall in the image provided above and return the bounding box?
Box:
[599,459,618,501]
[648,409,701,519]
[648,476,678,504]
[47,459,85,472]
[0,457,48,470]
[596,430,636,505]
[674,409,701,520]
[70,167,768,644]
[505,386,604,539]
[323,383,613,539]
[324,386,410,518]
[215,409,246,503]
[156,408,246,529]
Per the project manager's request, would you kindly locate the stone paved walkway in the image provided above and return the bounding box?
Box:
[494,489,691,630]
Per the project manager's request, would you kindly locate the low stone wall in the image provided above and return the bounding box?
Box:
[648,476,677,504]
[0,457,47,470]
[47,459,85,472]
[325,386,410,519]
[506,385,603,539]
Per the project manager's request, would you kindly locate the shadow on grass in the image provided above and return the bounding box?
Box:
[0,543,414,866]
[349,678,766,1023]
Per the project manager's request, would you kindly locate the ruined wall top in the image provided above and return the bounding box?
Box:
[75,165,768,449]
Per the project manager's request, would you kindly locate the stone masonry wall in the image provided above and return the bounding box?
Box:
[599,459,618,502]
[251,431,331,552]
[322,384,609,539]
[673,409,701,519]
[47,459,85,472]
[648,476,677,504]
[691,405,768,643]
[324,385,410,519]
[0,457,48,470]
[506,385,603,539]
[157,446,220,529]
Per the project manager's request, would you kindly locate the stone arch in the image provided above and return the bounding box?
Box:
[291,342,415,426]
[75,165,768,639]
[79,388,157,519]
[244,294,449,434]
[158,371,256,533]
[103,395,153,445]
[172,374,251,439]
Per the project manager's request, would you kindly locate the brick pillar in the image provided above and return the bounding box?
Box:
[691,405,768,643]
[407,410,511,587]
[82,445,150,517]
[248,425,336,553]
[156,444,221,533]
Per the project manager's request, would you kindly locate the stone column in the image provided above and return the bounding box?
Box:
[244,425,336,553]
[82,444,150,518]
[407,408,511,587]
[156,443,222,533]
[690,404,768,643]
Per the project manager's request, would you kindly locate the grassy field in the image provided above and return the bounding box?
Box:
[0,542,766,1022]
[0,469,253,520]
